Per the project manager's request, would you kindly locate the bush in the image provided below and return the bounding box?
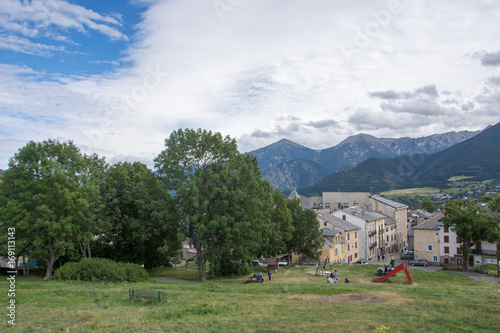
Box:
[54,258,149,282]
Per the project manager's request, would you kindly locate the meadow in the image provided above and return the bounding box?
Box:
[1,264,499,332]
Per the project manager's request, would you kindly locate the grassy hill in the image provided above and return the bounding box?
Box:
[5,265,498,332]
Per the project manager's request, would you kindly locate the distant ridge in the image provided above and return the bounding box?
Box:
[250,128,482,191]
[299,122,500,195]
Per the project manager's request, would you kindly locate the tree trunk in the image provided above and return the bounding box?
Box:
[194,239,206,281]
[44,255,56,281]
[87,241,92,258]
[497,242,500,277]
[210,251,215,278]
[462,244,470,272]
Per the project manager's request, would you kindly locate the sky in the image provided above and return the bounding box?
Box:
[1,0,500,169]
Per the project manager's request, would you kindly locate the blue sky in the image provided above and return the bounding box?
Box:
[1,0,500,169]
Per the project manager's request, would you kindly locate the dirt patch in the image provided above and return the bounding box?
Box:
[303,294,388,304]
[151,277,196,283]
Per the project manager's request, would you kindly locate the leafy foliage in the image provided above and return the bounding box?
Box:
[442,200,494,271]
[94,162,181,269]
[0,140,90,280]
[54,258,149,282]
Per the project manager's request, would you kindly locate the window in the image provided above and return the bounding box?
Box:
[435,232,439,237]
[444,226,449,232]
[387,235,389,242]
[444,246,449,254]
[342,246,344,254]
[432,255,438,262]
[324,222,327,227]
[338,203,342,209]
[354,253,358,258]
[457,247,462,254]
[344,203,349,208]
[444,236,449,243]
[355,242,357,249]
[444,258,449,264]
[347,233,350,241]
[456,236,460,243]
[348,244,350,251]
[391,235,393,241]
[427,244,433,252]
[355,231,357,238]
[335,248,338,256]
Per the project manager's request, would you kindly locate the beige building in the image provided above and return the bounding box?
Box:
[332,208,385,260]
[370,195,408,253]
[320,229,347,264]
[318,214,360,263]
[322,192,372,212]
[412,213,443,264]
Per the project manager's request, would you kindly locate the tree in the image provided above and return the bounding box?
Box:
[259,188,294,258]
[442,200,492,272]
[0,140,87,280]
[284,199,324,264]
[95,162,181,269]
[419,199,436,213]
[486,196,500,276]
[154,129,274,280]
[77,153,109,259]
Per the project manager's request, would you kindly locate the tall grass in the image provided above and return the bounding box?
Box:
[1,264,498,332]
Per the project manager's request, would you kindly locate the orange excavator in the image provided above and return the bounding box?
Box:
[373,263,412,283]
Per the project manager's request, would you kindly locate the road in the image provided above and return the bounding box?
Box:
[367,255,499,283]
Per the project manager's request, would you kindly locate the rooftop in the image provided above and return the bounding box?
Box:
[370,195,408,209]
[318,214,360,231]
[413,213,444,230]
[342,207,386,222]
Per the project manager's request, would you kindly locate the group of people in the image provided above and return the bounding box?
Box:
[326,270,351,284]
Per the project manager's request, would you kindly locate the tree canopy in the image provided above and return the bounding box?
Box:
[442,199,494,272]
[0,140,89,280]
[154,129,277,280]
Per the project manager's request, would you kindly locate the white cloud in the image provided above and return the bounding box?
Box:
[1,0,500,169]
[0,0,127,55]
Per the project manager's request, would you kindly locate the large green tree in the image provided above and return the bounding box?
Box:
[442,200,492,272]
[284,199,323,264]
[154,129,273,280]
[0,140,88,280]
[95,162,181,269]
[78,153,109,259]
[486,196,500,276]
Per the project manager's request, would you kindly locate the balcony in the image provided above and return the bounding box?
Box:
[369,242,377,248]
[471,249,497,256]
[368,230,376,236]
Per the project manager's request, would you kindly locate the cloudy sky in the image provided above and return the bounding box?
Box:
[1,0,499,169]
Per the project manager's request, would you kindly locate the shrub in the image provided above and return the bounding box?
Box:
[54,258,149,282]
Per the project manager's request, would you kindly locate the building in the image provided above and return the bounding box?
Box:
[320,229,347,264]
[437,202,498,267]
[412,213,443,264]
[370,195,409,252]
[318,214,360,263]
[322,191,372,212]
[332,208,385,260]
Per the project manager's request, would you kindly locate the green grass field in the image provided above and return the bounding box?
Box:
[1,265,499,332]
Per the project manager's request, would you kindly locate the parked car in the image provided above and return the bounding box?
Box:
[410,259,428,267]
[402,251,415,260]
[252,260,265,267]
[355,260,368,265]
[278,261,288,266]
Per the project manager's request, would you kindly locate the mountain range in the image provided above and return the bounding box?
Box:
[250,129,482,191]
[299,122,500,196]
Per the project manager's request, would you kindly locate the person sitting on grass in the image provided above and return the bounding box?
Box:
[345,278,351,283]
[327,276,334,284]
